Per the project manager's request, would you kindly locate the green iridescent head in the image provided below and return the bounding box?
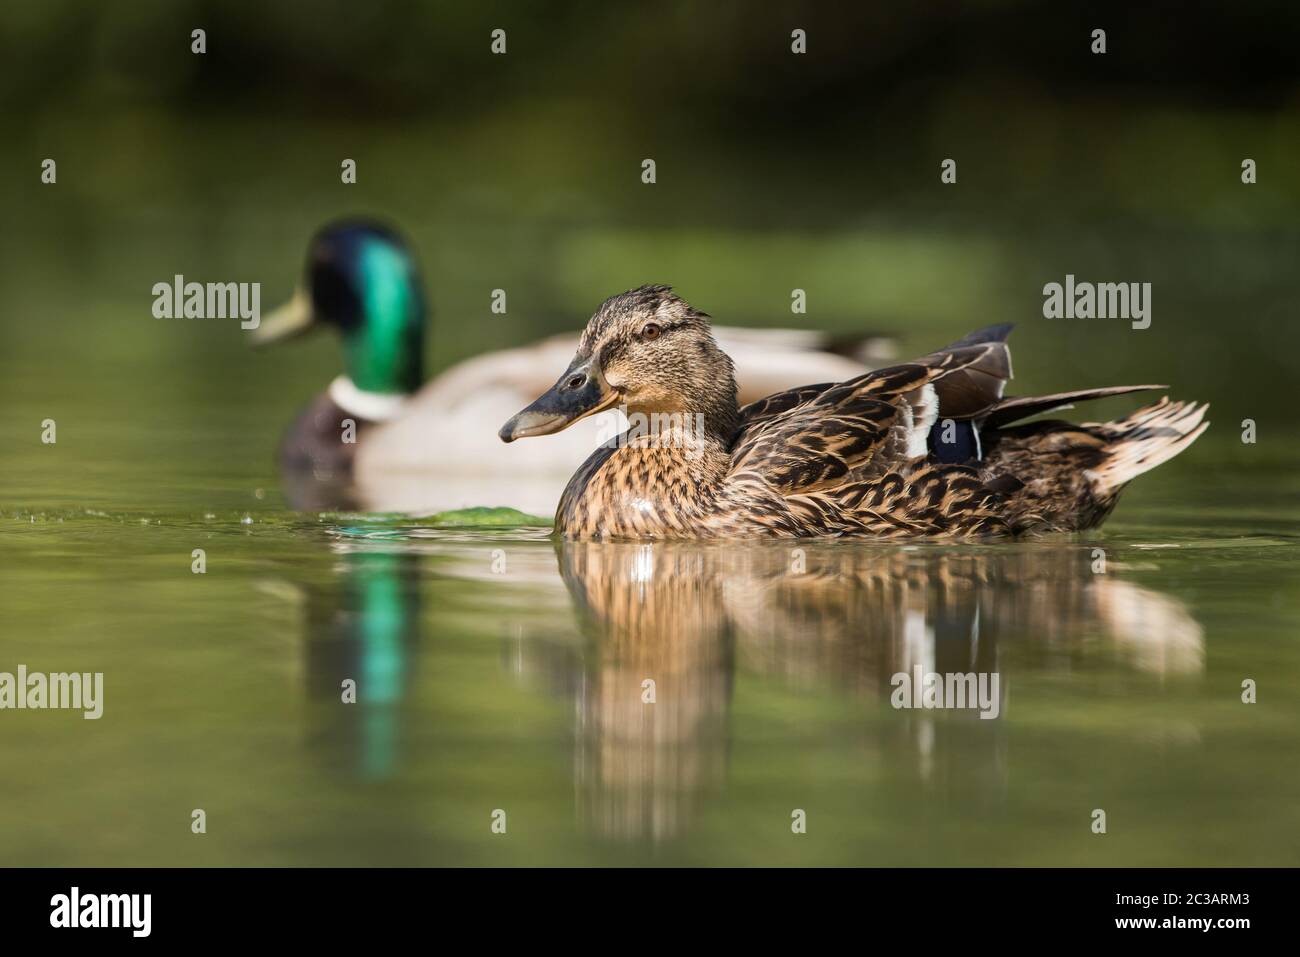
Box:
[257,220,425,394]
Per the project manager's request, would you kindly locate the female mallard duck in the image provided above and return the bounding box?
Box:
[499,285,1209,539]
[256,220,892,513]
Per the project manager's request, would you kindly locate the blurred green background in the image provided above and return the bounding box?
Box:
[3,0,1299,478]
[2,2,1299,868]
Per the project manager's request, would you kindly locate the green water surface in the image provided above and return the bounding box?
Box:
[1,432,1297,866]
[3,79,1300,866]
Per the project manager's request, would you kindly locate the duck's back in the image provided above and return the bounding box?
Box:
[720,325,1205,537]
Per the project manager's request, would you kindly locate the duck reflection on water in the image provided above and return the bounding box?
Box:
[275,531,1204,841]
[541,539,1204,840]
[293,545,423,781]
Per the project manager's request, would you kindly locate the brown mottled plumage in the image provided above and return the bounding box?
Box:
[499,285,1208,540]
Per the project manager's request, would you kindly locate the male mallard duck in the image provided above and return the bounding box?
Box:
[499,285,1209,539]
[254,220,426,506]
[257,220,893,513]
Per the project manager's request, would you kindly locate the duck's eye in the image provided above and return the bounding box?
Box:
[640,323,662,341]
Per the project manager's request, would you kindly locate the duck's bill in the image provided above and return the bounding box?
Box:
[250,288,315,345]
[499,377,620,442]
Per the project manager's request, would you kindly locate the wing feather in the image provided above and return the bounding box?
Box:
[727,325,1016,500]
[982,385,1166,429]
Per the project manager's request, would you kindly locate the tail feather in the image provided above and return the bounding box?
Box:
[1085,397,1209,495]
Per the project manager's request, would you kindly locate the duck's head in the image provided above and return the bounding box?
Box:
[499,284,738,443]
[256,220,425,396]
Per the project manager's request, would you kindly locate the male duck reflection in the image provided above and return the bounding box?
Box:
[255,221,890,512]
[501,285,1208,539]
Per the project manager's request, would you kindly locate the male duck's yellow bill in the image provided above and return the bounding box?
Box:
[251,288,315,345]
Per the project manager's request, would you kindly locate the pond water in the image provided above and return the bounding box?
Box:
[2,441,1298,866]
[4,7,1299,870]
